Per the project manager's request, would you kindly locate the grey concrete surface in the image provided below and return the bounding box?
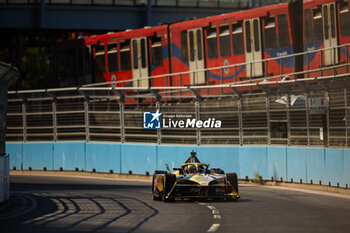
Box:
[1,175,350,233]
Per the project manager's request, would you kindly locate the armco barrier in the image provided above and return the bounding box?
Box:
[6,142,350,188]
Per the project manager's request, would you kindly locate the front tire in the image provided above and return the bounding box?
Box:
[163,174,176,202]
[226,173,239,195]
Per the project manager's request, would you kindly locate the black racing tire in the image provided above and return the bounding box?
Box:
[226,172,239,195]
[154,170,167,174]
[152,174,161,201]
[163,174,176,202]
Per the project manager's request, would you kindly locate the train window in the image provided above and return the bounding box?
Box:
[132,40,138,69]
[120,40,131,71]
[277,14,290,48]
[141,38,147,68]
[206,27,218,59]
[253,19,260,52]
[330,4,336,38]
[313,6,323,42]
[189,30,195,61]
[323,5,329,40]
[264,16,277,50]
[340,1,350,36]
[245,21,252,53]
[219,25,231,57]
[197,30,203,60]
[181,31,188,62]
[107,43,118,73]
[304,9,312,43]
[94,44,106,75]
[232,22,244,55]
[151,37,163,67]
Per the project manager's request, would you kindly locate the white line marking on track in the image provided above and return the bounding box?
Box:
[197,202,207,205]
[208,223,220,232]
[212,209,219,215]
[207,205,216,210]
[213,215,221,219]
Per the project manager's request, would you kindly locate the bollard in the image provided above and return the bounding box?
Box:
[92,169,96,173]
[75,167,79,172]
[146,171,150,176]
[129,170,133,175]
[110,169,114,174]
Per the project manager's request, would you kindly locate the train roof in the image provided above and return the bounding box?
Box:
[170,2,290,30]
[83,25,168,45]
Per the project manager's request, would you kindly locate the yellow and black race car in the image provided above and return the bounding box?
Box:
[152,151,240,202]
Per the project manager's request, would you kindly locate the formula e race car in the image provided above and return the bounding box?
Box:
[152,151,239,202]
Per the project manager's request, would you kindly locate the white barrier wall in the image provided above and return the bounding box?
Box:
[0,154,10,204]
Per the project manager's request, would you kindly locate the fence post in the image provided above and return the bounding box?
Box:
[345,89,348,147]
[287,93,291,146]
[266,95,270,145]
[238,96,243,146]
[84,95,90,142]
[52,96,57,142]
[306,94,310,146]
[22,99,27,142]
[119,96,125,143]
[195,100,200,146]
[156,98,161,145]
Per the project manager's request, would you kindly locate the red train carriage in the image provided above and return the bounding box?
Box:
[83,25,170,90]
[54,0,350,102]
[169,1,302,95]
[303,0,350,77]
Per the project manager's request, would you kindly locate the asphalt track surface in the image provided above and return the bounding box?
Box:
[1,175,350,233]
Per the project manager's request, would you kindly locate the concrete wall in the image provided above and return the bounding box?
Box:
[0,154,10,203]
[6,142,350,188]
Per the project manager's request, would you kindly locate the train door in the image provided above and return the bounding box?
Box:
[188,28,205,85]
[244,18,263,77]
[131,37,149,88]
[322,2,338,65]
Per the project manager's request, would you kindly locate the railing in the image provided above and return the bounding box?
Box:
[6,44,350,146]
[0,0,289,8]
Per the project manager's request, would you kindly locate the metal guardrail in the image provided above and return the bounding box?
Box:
[6,85,350,147]
[0,0,288,8]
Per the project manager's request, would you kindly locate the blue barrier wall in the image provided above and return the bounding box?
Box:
[23,142,54,170]
[54,142,85,171]
[6,142,350,188]
[7,142,22,170]
[85,143,121,173]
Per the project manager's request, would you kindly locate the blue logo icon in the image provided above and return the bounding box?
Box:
[143,110,162,129]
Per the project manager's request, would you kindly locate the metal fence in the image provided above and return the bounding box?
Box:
[6,43,350,147]
[6,82,350,147]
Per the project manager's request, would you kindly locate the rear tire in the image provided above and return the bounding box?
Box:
[152,174,161,200]
[226,173,239,195]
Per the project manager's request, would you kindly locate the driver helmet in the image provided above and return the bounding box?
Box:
[186,165,196,173]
